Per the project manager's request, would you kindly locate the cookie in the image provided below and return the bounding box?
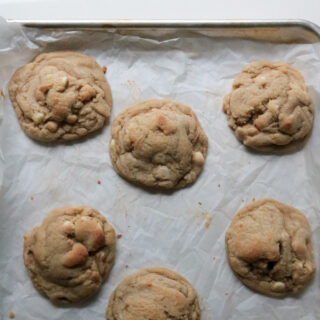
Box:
[9,51,112,142]
[23,206,116,305]
[109,99,208,189]
[223,61,314,151]
[106,267,201,320]
[225,199,315,296]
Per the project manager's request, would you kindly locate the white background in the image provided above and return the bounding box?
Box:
[0,0,319,26]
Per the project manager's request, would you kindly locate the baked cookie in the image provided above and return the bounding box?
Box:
[109,99,208,189]
[9,51,112,142]
[223,61,314,151]
[24,206,116,305]
[106,267,200,320]
[225,199,315,297]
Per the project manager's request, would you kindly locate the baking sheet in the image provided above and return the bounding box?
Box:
[0,17,320,319]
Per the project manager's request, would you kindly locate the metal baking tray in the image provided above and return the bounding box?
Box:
[7,19,320,43]
[2,17,320,320]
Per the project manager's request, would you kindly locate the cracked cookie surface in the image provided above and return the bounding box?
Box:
[23,206,116,305]
[106,267,200,320]
[109,99,208,189]
[9,51,112,142]
[223,61,314,151]
[225,199,315,296]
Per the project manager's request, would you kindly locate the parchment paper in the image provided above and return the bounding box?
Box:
[0,17,319,320]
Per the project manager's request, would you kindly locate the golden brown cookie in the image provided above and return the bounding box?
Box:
[109,99,208,189]
[225,199,315,296]
[106,267,200,320]
[223,61,314,151]
[24,206,116,305]
[9,51,112,142]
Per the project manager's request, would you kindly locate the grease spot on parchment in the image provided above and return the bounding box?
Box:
[121,80,142,103]
[205,90,221,111]
[198,296,206,314]
[197,211,212,228]
[112,185,129,218]
[187,51,201,59]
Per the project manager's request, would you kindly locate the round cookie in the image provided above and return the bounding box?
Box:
[225,199,315,297]
[9,51,112,142]
[106,267,201,320]
[223,61,314,151]
[109,99,208,189]
[23,206,116,305]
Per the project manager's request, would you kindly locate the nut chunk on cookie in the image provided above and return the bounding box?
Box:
[9,51,112,142]
[106,267,201,320]
[24,206,116,305]
[109,99,208,189]
[225,199,315,296]
[223,61,314,151]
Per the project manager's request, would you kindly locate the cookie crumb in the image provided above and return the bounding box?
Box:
[102,66,107,73]
[97,180,101,184]
[125,265,128,269]
[117,234,122,239]
[198,202,202,206]
[202,212,212,228]
[0,90,5,98]
[213,256,216,260]
[30,196,34,200]
[218,184,221,188]
[252,197,256,202]
[241,199,244,202]
[225,292,228,296]
[9,311,15,318]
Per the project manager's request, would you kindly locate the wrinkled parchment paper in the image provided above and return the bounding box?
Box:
[0,17,320,320]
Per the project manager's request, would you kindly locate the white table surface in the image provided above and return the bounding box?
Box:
[0,0,319,26]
